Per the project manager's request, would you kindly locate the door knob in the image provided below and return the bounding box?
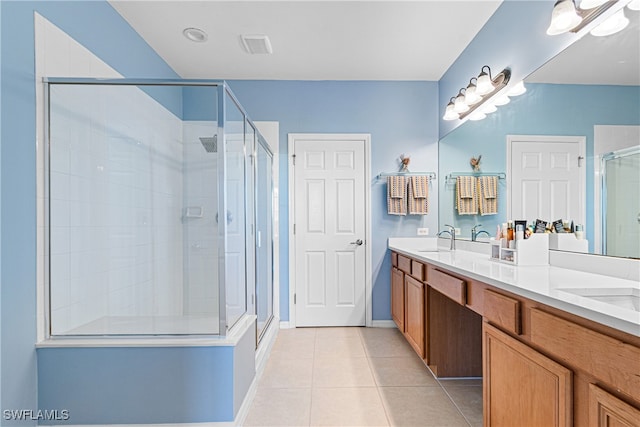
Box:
[350,239,363,246]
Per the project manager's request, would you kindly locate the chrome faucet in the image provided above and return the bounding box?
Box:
[438,224,456,250]
[471,224,489,241]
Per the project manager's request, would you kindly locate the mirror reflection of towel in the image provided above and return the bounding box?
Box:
[387,176,407,215]
[408,176,429,215]
[478,176,498,215]
[456,176,478,215]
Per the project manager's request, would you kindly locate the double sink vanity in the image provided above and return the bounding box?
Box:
[388,237,639,427]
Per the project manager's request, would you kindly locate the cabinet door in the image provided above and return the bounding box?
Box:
[484,323,572,427]
[391,267,405,331]
[589,383,640,427]
[404,275,425,358]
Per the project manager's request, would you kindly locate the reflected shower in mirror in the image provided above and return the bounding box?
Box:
[438,6,639,258]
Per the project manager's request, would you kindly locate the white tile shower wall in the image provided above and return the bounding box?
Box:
[182,122,219,316]
[35,14,184,335]
[35,13,122,338]
[48,84,184,334]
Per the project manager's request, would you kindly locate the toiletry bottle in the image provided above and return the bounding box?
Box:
[507,220,514,248]
[575,224,584,240]
[515,224,524,248]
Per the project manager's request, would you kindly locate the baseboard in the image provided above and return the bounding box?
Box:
[371,320,397,328]
[279,320,291,329]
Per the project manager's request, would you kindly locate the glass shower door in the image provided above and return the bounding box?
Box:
[603,147,640,258]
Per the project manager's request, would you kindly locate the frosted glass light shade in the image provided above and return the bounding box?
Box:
[443,102,459,121]
[464,84,482,105]
[579,0,607,9]
[493,94,511,106]
[508,81,527,96]
[628,0,640,11]
[481,103,498,114]
[547,0,583,35]
[454,93,470,113]
[469,111,487,121]
[476,72,494,96]
[591,9,629,36]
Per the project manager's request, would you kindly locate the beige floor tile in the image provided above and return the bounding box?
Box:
[310,387,389,426]
[443,386,483,424]
[278,327,318,339]
[260,357,313,388]
[244,387,312,426]
[379,386,469,427]
[315,326,363,340]
[368,356,439,387]
[312,357,375,388]
[314,337,366,358]
[360,328,416,358]
[270,335,315,360]
[439,378,483,388]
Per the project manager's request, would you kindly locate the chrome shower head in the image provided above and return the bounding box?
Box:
[199,135,217,153]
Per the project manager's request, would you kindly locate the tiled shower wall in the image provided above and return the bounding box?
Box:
[182,122,219,316]
[48,84,184,334]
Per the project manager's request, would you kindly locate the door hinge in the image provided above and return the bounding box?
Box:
[292,154,296,166]
[293,224,296,234]
[578,156,584,167]
[294,293,296,304]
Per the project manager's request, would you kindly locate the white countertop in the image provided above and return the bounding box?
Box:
[388,239,640,337]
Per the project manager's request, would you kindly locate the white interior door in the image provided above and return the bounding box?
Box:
[292,135,367,327]
[508,135,586,225]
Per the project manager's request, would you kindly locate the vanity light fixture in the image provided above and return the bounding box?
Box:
[546,0,620,35]
[442,66,523,122]
[454,89,471,113]
[443,98,459,121]
[590,8,629,36]
[183,27,208,43]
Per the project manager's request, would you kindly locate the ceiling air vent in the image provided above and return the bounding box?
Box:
[240,34,273,55]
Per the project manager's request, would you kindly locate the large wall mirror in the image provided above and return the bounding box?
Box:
[438,7,639,259]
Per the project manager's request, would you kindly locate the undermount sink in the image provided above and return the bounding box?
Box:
[558,287,640,312]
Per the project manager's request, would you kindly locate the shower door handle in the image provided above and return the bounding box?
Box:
[350,239,363,246]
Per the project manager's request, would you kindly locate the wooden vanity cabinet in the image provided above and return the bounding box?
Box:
[391,266,405,331]
[484,322,573,427]
[589,384,640,427]
[404,274,426,358]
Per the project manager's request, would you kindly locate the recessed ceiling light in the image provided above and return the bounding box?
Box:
[183,27,208,43]
[241,35,273,54]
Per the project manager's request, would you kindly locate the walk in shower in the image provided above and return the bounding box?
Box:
[44,79,274,337]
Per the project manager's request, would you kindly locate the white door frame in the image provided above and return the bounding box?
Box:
[506,134,586,224]
[287,133,372,328]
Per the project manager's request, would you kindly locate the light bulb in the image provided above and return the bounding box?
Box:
[547,0,583,35]
[508,81,527,96]
[493,94,511,106]
[591,9,629,36]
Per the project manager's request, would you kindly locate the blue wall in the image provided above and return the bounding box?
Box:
[226,80,440,322]
[439,83,640,248]
[0,1,179,424]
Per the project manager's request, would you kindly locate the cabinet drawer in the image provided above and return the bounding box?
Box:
[392,252,398,267]
[428,268,465,305]
[397,255,411,274]
[410,260,425,281]
[484,289,521,335]
[530,308,640,401]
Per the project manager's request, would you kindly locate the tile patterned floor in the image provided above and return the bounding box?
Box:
[244,327,483,427]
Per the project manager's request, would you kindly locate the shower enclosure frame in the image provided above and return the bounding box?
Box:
[43,78,274,338]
